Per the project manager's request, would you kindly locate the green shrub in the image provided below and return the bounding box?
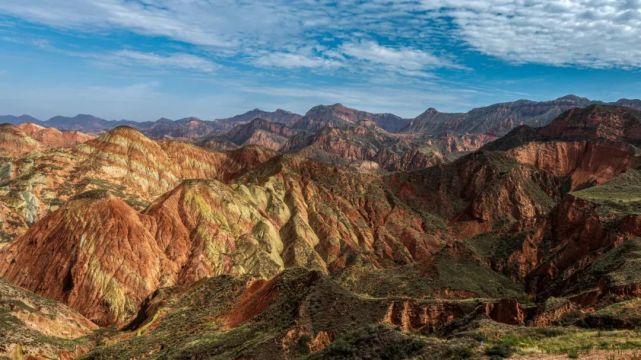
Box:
[297,335,311,355]
[485,344,514,358]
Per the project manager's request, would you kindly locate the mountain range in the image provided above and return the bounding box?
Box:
[4,95,641,137]
[3,99,641,358]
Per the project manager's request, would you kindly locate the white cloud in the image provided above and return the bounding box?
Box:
[31,38,50,49]
[422,0,641,68]
[341,41,454,71]
[108,50,218,73]
[4,0,641,70]
[0,1,304,48]
[0,0,449,76]
[253,40,455,76]
[254,52,342,69]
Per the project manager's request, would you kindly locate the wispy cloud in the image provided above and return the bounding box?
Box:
[0,1,305,48]
[422,0,641,68]
[340,41,457,75]
[253,40,456,78]
[0,0,453,79]
[107,50,218,73]
[2,0,640,121]
[4,0,641,71]
[253,52,342,69]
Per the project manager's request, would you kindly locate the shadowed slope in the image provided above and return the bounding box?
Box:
[0,192,170,326]
[485,105,641,190]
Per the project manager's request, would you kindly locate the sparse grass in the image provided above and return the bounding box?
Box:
[435,251,526,299]
[583,298,641,329]
[468,231,528,261]
[306,324,425,360]
[0,281,96,357]
[572,169,641,214]
[335,260,438,298]
[468,320,641,356]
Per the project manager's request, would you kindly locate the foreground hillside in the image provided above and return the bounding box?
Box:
[3,105,641,358]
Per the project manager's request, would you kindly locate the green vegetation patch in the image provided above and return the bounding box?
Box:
[468,231,528,261]
[572,169,641,214]
[306,324,426,360]
[435,250,526,300]
[460,319,641,357]
[584,298,641,329]
[335,259,439,298]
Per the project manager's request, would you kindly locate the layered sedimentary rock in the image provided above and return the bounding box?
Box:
[283,121,493,172]
[4,104,641,358]
[403,95,595,136]
[0,124,44,157]
[0,145,560,326]
[0,126,273,242]
[16,123,94,148]
[202,117,299,151]
[292,103,407,132]
[0,278,97,359]
[78,268,525,359]
[0,193,168,326]
[485,105,641,190]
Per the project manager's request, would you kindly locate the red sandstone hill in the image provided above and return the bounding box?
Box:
[0,192,168,326]
[200,117,300,151]
[485,105,641,190]
[403,95,595,136]
[292,103,408,132]
[282,120,493,172]
[0,146,561,326]
[5,104,641,358]
[16,122,94,147]
[0,123,93,158]
[0,125,273,243]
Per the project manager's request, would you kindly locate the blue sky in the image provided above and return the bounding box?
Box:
[0,0,640,121]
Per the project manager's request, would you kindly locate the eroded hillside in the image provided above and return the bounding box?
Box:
[2,105,641,359]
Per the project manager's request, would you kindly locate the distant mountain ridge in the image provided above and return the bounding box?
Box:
[292,103,408,132]
[215,108,302,129]
[2,95,641,138]
[0,109,303,137]
[403,95,641,136]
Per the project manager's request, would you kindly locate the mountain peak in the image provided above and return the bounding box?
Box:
[422,107,439,115]
[100,125,152,143]
[555,94,590,102]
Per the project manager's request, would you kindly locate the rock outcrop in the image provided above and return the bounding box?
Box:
[485,105,641,190]
[403,95,595,136]
[16,122,94,148]
[292,103,407,132]
[0,126,273,242]
[0,123,43,157]
[0,278,97,359]
[283,122,493,172]
[202,117,299,151]
[0,193,169,326]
